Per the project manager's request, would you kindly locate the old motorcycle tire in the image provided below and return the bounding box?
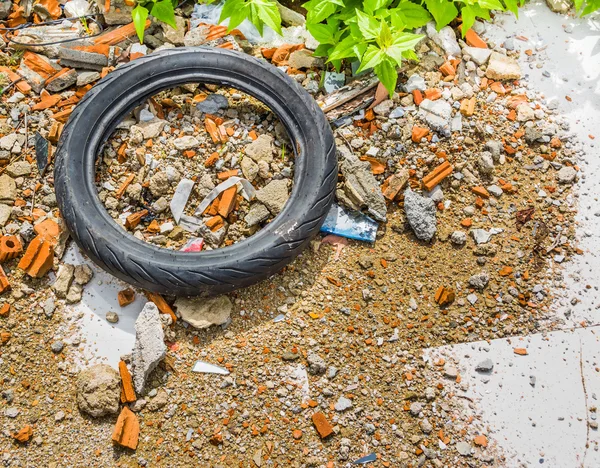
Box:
[54,47,337,296]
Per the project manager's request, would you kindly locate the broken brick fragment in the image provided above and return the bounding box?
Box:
[464,29,488,48]
[0,236,23,263]
[218,186,237,218]
[471,186,490,199]
[460,97,476,116]
[411,126,429,143]
[18,236,54,278]
[118,288,135,307]
[94,20,151,45]
[513,347,528,355]
[119,360,136,403]
[12,425,33,443]
[47,121,64,144]
[424,88,442,100]
[439,61,456,76]
[205,215,224,232]
[434,286,455,307]
[205,118,220,144]
[145,292,177,323]
[422,161,454,192]
[311,412,334,439]
[474,435,488,447]
[0,67,31,94]
[412,89,423,106]
[204,151,219,167]
[33,218,60,244]
[382,172,409,200]
[112,406,139,450]
[217,169,240,181]
[125,209,148,230]
[0,303,9,317]
[0,266,10,294]
[115,174,135,199]
[499,266,513,276]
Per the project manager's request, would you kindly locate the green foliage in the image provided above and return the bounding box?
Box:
[133,0,178,43]
[574,0,600,15]
[201,0,282,35]
[306,0,429,97]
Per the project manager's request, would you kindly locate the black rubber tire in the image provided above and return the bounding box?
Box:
[54,47,337,296]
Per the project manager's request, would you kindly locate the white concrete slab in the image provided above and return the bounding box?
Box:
[427,326,600,466]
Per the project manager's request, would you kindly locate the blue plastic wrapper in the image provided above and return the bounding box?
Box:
[320,203,378,242]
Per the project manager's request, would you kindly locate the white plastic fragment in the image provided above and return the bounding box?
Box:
[192,361,230,375]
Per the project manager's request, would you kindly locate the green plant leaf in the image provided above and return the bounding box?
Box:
[502,0,519,16]
[307,22,336,44]
[132,4,149,43]
[328,34,363,61]
[390,2,431,30]
[314,43,332,56]
[363,0,392,15]
[573,0,584,10]
[251,0,282,35]
[374,58,397,97]
[304,0,344,23]
[477,0,505,10]
[355,9,381,39]
[377,19,393,47]
[357,44,385,73]
[219,0,247,30]
[461,5,477,33]
[582,0,600,14]
[150,0,176,28]
[424,0,458,30]
[387,30,424,59]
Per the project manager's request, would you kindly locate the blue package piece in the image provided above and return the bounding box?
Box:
[320,203,378,242]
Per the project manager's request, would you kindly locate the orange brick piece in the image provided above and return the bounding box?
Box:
[434,286,455,307]
[125,209,148,230]
[460,97,476,116]
[422,161,454,192]
[513,347,528,355]
[205,118,220,143]
[0,266,9,294]
[145,292,177,323]
[424,88,442,101]
[94,20,151,45]
[312,412,334,439]
[0,67,31,94]
[13,425,33,443]
[205,215,225,232]
[412,126,429,143]
[204,152,219,167]
[0,303,9,316]
[218,186,237,218]
[112,406,139,450]
[471,186,490,199]
[217,169,239,181]
[33,218,60,244]
[118,288,135,307]
[412,89,423,106]
[116,174,135,199]
[18,236,54,278]
[119,360,136,403]
[465,29,488,48]
[0,236,22,263]
[439,61,456,76]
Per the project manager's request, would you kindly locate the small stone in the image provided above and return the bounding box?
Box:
[334,396,353,412]
[52,264,74,298]
[106,311,119,323]
[450,231,467,245]
[5,161,31,177]
[307,352,326,375]
[456,441,472,456]
[51,341,64,353]
[147,388,169,411]
[475,358,494,372]
[173,136,199,150]
[517,104,535,122]
[373,99,394,116]
[404,188,437,242]
[485,52,521,80]
[0,174,17,202]
[65,283,83,303]
[245,134,274,163]
[149,171,169,197]
[74,264,93,285]
[196,93,229,114]
[76,364,121,417]
[463,46,492,65]
[404,74,426,92]
[410,402,423,416]
[244,203,270,227]
[478,151,495,176]
[557,166,577,184]
[240,157,259,182]
[76,71,100,86]
[443,364,458,379]
[255,179,290,215]
[468,271,489,290]
[132,302,166,394]
[174,295,232,329]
